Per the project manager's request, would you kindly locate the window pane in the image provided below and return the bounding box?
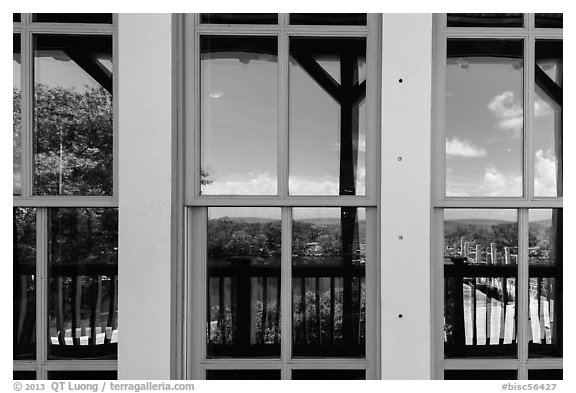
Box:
[13,371,36,380]
[535,14,563,29]
[206,370,281,380]
[200,14,278,24]
[200,36,278,195]
[14,13,21,22]
[292,370,366,380]
[48,371,117,380]
[290,14,367,25]
[14,208,36,360]
[207,208,281,358]
[33,35,113,196]
[529,209,562,357]
[444,209,518,358]
[528,369,563,380]
[292,208,366,357]
[444,370,517,380]
[33,14,113,24]
[48,208,118,360]
[534,40,562,197]
[14,34,21,195]
[446,39,523,197]
[447,14,523,28]
[289,38,367,196]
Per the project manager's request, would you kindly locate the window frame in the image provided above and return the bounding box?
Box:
[431,13,563,380]
[175,13,382,380]
[13,13,118,379]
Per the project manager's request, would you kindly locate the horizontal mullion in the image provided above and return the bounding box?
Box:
[40,361,118,370]
[13,197,118,208]
[444,29,528,38]
[442,359,522,369]
[525,358,563,367]
[532,29,563,39]
[288,358,369,366]
[187,196,377,207]
[13,361,37,368]
[202,360,283,368]
[22,24,114,34]
[434,198,562,209]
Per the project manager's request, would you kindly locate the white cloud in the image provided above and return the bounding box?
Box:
[203,172,277,195]
[446,137,487,158]
[534,97,555,118]
[487,91,523,135]
[483,166,522,196]
[290,176,339,195]
[534,149,559,196]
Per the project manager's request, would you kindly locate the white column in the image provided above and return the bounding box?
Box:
[380,13,433,379]
[117,13,173,380]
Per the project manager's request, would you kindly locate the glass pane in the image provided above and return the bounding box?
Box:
[13,371,36,380]
[48,371,117,380]
[206,370,281,380]
[444,370,517,380]
[444,209,518,358]
[14,208,36,360]
[535,14,563,29]
[446,39,523,197]
[292,370,366,380]
[534,40,562,197]
[48,208,118,360]
[33,14,113,23]
[200,14,277,24]
[289,38,367,196]
[33,35,113,196]
[528,369,563,380]
[447,14,523,27]
[207,208,281,358]
[292,208,366,357]
[529,209,562,357]
[14,34,21,195]
[200,36,278,195]
[290,14,367,25]
[14,13,21,22]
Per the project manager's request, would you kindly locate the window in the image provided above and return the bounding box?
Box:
[433,14,562,379]
[179,14,380,379]
[13,14,118,379]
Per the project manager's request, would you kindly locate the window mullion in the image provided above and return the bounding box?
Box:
[22,28,32,199]
[278,28,288,198]
[280,207,292,378]
[36,207,48,378]
[525,32,535,201]
[518,208,530,375]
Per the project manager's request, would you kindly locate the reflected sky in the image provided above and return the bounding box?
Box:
[446,40,524,197]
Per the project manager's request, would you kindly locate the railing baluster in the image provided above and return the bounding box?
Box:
[89,276,99,345]
[261,277,268,344]
[315,277,321,344]
[219,277,225,344]
[330,277,335,344]
[301,277,308,344]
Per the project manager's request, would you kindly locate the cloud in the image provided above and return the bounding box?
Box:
[483,166,522,196]
[534,149,559,196]
[487,91,523,135]
[203,172,277,195]
[534,97,555,118]
[290,176,339,195]
[446,137,487,158]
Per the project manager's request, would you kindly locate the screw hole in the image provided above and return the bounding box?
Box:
[398,314,403,319]
[398,78,403,83]
[397,156,403,161]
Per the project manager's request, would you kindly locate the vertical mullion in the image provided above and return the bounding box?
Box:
[365,207,377,379]
[518,208,529,377]
[278,27,288,198]
[21,28,32,198]
[280,207,291,379]
[36,208,48,378]
[525,30,535,201]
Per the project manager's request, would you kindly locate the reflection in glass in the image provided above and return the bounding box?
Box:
[528,369,563,380]
[14,208,36,360]
[48,371,117,380]
[446,39,523,197]
[207,208,281,358]
[292,208,366,357]
[447,14,523,28]
[200,14,278,24]
[206,370,281,380]
[33,14,113,23]
[529,209,562,358]
[444,370,517,380]
[33,35,113,196]
[290,14,367,25]
[535,14,563,29]
[48,208,118,360]
[289,38,367,196]
[200,36,278,195]
[292,370,366,380]
[13,371,36,380]
[14,34,21,195]
[444,209,518,358]
[534,41,562,197]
